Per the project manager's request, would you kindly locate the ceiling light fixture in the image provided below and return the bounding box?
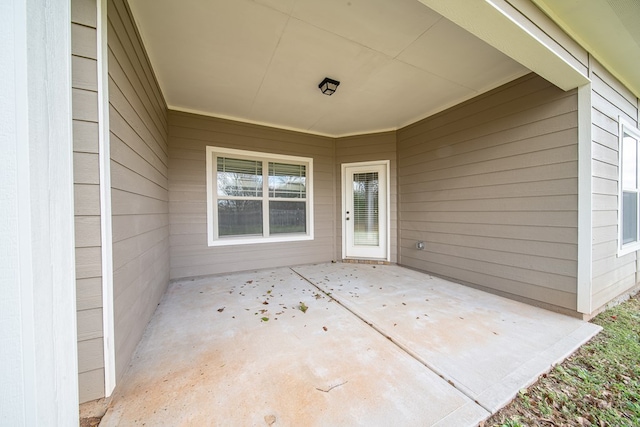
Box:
[318,77,340,96]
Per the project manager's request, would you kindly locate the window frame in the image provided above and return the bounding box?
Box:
[206,146,314,246]
[618,118,640,256]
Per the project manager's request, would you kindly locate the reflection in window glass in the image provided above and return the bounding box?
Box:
[623,192,638,245]
[622,134,637,190]
[269,163,306,198]
[269,201,306,234]
[217,200,263,236]
[217,157,263,197]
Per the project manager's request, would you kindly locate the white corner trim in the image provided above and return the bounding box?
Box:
[97,0,116,397]
[576,82,593,314]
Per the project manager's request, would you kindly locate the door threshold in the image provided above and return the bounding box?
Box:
[342,259,390,265]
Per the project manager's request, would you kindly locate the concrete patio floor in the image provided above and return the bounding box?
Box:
[100,263,601,426]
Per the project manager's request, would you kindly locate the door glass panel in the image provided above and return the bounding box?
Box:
[353,172,379,246]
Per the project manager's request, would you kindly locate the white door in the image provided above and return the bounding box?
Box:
[343,162,388,260]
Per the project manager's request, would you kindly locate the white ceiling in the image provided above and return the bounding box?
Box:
[128,0,529,137]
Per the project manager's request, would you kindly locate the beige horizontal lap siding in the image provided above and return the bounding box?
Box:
[108,0,169,380]
[72,0,105,403]
[397,74,579,310]
[590,59,640,310]
[335,132,398,262]
[168,111,335,279]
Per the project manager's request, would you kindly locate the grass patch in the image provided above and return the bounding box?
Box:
[486,293,640,426]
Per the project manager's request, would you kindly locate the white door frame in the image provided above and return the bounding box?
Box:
[341,160,390,261]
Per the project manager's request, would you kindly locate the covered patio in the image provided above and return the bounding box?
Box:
[100,263,600,426]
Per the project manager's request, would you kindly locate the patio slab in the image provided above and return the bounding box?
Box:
[292,263,602,413]
[100,263,600,426]
[101,267,488,426]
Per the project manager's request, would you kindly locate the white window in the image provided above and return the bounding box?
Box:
[618,118,640,255]
[206,146,314,246]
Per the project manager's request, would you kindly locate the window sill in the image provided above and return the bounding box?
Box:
[208,234,314,247]
[618,242,640,257]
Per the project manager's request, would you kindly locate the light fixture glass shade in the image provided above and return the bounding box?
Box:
[319,77,340,96]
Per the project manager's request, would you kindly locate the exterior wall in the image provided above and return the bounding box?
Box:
[590,59,640,309]
[335,132,398,262]
[168,111,335,279]
[71,0,105,403]
[397,74,580,311]
[108,0,170,379]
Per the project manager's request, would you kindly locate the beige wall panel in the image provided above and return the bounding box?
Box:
[593,275,636,309]
[108,0,170,385]
[75,247,102,279]
[77,308,103,342]
[592,159,617,181]
[109,80,167,161]
[401,161,577,190]
[106,41,166,137]
[78,369,105,403]
[592,142,617,166]
[400,256,577,309]
[400,210,577,227]
[400,232,577,261]
[72,56,98,91]
[74,152,100,185]
[591,60,638,107]
[592,211,618,228]
[401,145,577,179]
[592,225,617,246]
[401,195,577,212]
[170,112,331,147]
[74,216,101,247]
[72,0,97,27]
[593,252,636,280]
[589,58,639,309]
[74,184,101,216]
[72,88,99,122]
[593,241,619,262]
[111,189,168,215]
[111,136,168,187]
[111,213,169,243]
[112,227,169,271]
[76,277,102,311]
[77,338,104,373]
[110,111,168,173]
[592,109,619,135]
[593,91,636,124]
[400,87,576,151]
[73,120,100,153]
[111,161,168,200]
[592,125,618,151]
[109,0,167,120]
[400,75,551,140]
[168,111,335,280]
[71,23,97,59]
[398,74,579,310]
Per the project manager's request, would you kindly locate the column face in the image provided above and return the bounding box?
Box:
[1,0,78,424]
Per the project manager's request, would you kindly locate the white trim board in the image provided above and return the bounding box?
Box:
[97,0,116,397]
